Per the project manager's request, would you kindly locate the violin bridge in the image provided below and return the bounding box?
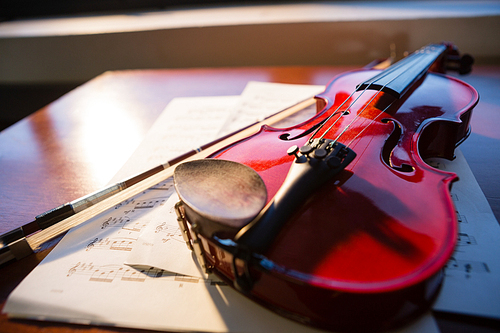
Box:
[174,201,213,273]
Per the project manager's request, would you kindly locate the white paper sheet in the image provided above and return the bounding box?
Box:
[430,150,500,319]
[217,81,324,137]
[126,192,205,278]
[109,95,240,184]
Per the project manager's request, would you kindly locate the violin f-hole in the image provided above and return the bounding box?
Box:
[381,118,415,173]
[278,122,323,141]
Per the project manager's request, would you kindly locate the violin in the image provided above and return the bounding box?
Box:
[173,44,478,332]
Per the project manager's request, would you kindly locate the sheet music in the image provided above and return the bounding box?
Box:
[217,81,325,137]
[126,192,206,279]
[429,150,500,319]
[4,175,333,332]
[109,95,240,184]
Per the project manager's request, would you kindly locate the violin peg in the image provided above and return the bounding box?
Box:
[440,43,474,75]
[446,53,474,74]
[287,145,300,159]
[299,144,313,155]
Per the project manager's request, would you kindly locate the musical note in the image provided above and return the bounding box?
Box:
[155,222,166,233]
[121,268,148,282]
[85,237,136,252]
[122,220,148,233]
[456,212,468,223]
[86,238,99,251]
[67,262,81,277]
[152,222,183,244]
[457,232,477,246]
[110,238,135,251]
[114,198,135,210]
[149,180,175,191]
[101,216,131,229]
[90,266,119,283]
[65,262,221,285]
[445,257,490,274]
[134,199,167,209]
[113,183,172,210]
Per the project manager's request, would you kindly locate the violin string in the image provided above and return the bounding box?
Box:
[340,50,439,147]
[329,85,387,143]
[356,49,422,89]
[323,66,406,143]
[318,48,431,147]
[306,90,358,143]
[345,101,395,148]
[308,48,424,146]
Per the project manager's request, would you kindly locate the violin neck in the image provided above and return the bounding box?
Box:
[357,44,447,99]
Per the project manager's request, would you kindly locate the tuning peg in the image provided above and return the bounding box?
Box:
[446,53,474,75]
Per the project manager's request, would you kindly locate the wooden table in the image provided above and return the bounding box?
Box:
[1,66,499,333]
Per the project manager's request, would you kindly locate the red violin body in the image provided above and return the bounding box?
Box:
[174,46,479,332]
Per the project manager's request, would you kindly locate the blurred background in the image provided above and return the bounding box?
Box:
[1,0,499,131]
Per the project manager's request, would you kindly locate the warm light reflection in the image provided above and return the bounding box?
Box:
[75,96,143,185]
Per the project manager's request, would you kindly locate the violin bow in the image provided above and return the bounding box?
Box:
[0,96,317,266]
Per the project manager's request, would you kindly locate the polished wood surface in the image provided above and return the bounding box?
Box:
[0,66,499,332]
